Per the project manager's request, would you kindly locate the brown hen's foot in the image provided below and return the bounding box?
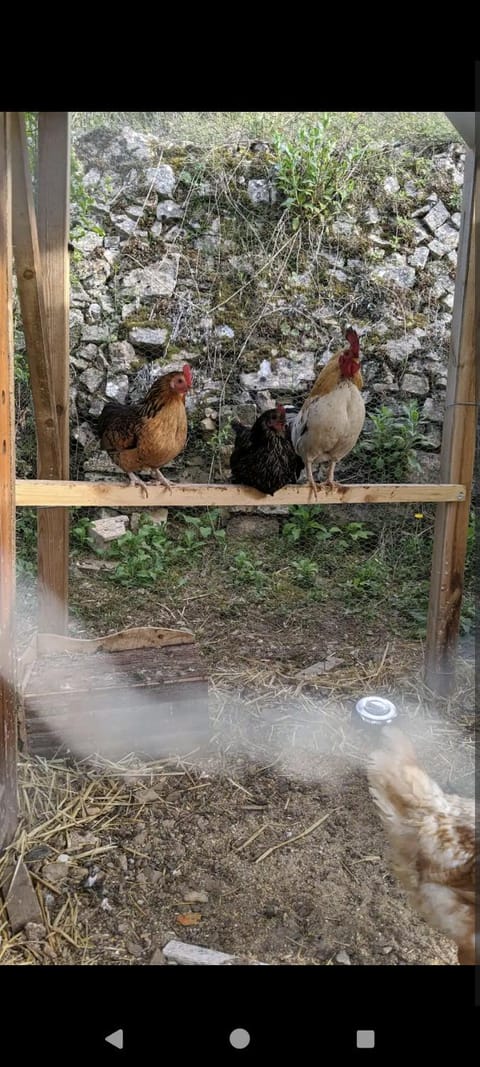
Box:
[128,472,149,499]
[153,469,173,492]
[321,479,340,492]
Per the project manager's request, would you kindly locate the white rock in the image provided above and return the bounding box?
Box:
[372,256,416,289]
[128,327,168,349]
[332,219,355,237]
[81,324,111,344]
[433,222,459,251]
[105,375,129,402]
[385,335,421,366]
[215,325,234,340]
[87,302,102,322]
[156,200,183,220]
[428,238,448,257]
[74,231,104,253]
[111,214,138,236]
[423,200,449,233]
[79,366,104,393]
[383,175,400,195]
[364,205,379,224]
[413,222,429,245]
[69,308,84,346]
[122,256,179,299]
[90,516,130,548]
[422,397,444,423]
[146,164,176,198]
[125,205,145,220]
[82,167,102,188]
[72,422,97,448]
[107,340,136,372]
[408,246,429,269]
[401,373,429,396]
[247,179,275,205]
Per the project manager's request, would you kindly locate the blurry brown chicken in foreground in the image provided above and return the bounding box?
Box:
[368,727,476,965]
[97,364,192,498]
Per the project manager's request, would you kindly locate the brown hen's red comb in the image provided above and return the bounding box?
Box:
[276,404,286,416]
[182,364,192,387]
[345,329,360,357]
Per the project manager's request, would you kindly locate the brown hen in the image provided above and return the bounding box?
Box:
[97,364,192,497]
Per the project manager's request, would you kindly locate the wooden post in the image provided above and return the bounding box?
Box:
[0,112,17,849]
[10,112,61,477]
[36,113,71,634]
[424,150,478,695]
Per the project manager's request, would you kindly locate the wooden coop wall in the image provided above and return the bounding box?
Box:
[18,628,209,761]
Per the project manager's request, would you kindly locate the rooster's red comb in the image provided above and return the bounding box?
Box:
[182,364,192,387]
[345,328,360,357]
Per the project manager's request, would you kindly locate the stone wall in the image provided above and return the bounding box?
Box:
[61,125,465,486]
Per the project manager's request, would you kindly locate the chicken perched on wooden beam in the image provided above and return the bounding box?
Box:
[368,727,476,966]
[96,364,192,498]
[230,404,303,496]
[290,328,365,498]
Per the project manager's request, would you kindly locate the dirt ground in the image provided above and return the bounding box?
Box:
[2,566,474,967]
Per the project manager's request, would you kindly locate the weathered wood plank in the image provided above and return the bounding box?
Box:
[10,111,60,475]
[162,939,266,965]
[19,627,209,761]
[0,111,17,850]
[14,480,467,507]
[1,860,44,933]
[425,150,478,695]
[37,112,71,634]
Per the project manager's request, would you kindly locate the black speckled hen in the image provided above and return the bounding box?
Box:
[230,405,303,496]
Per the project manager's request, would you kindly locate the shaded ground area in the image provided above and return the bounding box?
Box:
[2,561,474,967]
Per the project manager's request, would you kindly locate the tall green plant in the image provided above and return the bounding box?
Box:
[349,402,431,482]
[273,114,359,229]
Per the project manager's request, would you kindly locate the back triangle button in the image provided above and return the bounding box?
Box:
[105,1030,123,1050]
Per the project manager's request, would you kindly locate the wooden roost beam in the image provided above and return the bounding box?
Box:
[0,112,17,849]
[425,150,478,695]
[14,480,466,507]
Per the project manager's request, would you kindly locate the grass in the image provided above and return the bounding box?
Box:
[70,112,459,149]
[65,504,477,643]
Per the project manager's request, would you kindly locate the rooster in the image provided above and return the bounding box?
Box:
[290,328,365,497]
[96,364,192,498]
[368,727,476,965]
[230,404,303,495]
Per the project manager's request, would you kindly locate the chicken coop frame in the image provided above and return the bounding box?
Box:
[0,112,478,849]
